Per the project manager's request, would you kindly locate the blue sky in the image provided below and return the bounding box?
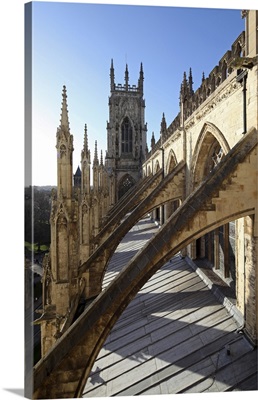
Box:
[30,1,246,186]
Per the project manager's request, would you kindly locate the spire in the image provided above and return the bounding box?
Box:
[138,62,144,93]
[83,124,88,152]
[110,58,115,91]
[93,140,99,166]
[202,71,205,82]
[82,123,90,163]
[140,62,144,76]
[57,85,73,199]
[160,113,167,145]
[100,150,103,166]
[60,85,70,131]
[125,64,129,90]
[160,113,167,134]
[180,71,188,106]
[74,165,81,176]
[74,165,81,189]
[181,71,188,92]
[183,71,187,85]
[151,131,156,149]
[188,68,194,95]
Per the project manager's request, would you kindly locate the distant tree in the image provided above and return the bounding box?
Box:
[25,186,51,250]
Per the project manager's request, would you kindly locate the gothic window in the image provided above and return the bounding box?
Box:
[121,117,133,154]
[118,174,135,199]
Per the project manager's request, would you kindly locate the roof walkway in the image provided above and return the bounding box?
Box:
[83,216,258,396]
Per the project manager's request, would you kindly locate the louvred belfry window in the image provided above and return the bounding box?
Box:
[121,117,133,154]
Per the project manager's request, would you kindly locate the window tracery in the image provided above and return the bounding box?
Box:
[121,117,133,154]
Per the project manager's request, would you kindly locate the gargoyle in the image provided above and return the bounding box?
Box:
[229,55,258,70]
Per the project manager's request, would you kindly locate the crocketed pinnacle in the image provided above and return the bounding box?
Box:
[125,64,129,89]
[151,131,156,148]
[160,112,167,136]
[83,124,89,153]
[93,140,99,165]
[60,85,70,131]
[138,62,144,93]
[189,68,194,95]
[110,59,115,90]
[81,124,91,162]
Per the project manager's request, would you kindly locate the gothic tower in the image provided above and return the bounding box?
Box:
[106,60,147,203]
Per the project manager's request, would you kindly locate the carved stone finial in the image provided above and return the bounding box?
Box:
[60,85,70,131]
[93,140,99,166]
[151,131,156,148]
[110,59,115,91]
[125,64,129,89]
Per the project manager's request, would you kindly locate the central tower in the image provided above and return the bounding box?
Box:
[106,60,147,203]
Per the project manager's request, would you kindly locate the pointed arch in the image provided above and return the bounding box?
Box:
[120,116,133,155]
[154,160,160,174]
[191,122,230,188]
[190,122,234,287]
[55,202,70,224]
[166,149,177,174]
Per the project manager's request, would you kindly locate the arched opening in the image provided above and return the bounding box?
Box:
[154,160,160,173]
[192,123,229,188]
[151,160,162,223]
[165,150,180,220]
[191,124,235,289]
[166,149,177,174]
[121,117,133,155]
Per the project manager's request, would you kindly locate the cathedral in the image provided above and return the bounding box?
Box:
[30,9,258,399]
[35,61,148,355]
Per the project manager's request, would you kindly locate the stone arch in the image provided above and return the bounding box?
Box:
[153,160,162,222]
[166,148,177,174]
[154,160,160,174]
[190,122,233,285]
[191,122,230,189]
[233,40,243,57]
[165,149,179,219]
[118,173,136,199]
